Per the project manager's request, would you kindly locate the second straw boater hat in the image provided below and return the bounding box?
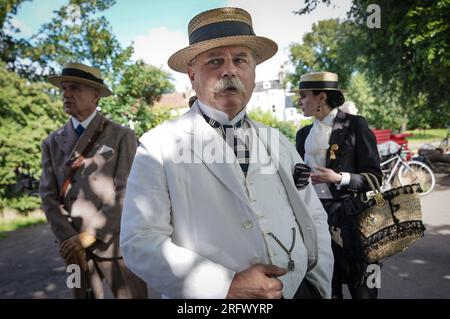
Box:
[168,7,278,74]
[294,71,343,92]
[48,62,112,97]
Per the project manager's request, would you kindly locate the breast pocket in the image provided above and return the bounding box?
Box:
[95,144,116,161]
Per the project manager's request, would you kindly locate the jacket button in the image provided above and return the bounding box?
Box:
[242,220,253,230]
[252,256,261,264]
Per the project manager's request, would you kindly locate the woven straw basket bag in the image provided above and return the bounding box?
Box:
[356,173,426,263]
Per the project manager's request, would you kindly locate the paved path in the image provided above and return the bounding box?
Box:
[373,183,450,298]
[1,177,449,299]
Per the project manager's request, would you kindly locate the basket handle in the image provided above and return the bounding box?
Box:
[361,173,379,192]
[361,172,385,205]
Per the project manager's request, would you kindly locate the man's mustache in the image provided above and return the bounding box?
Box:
[213,77,245,94]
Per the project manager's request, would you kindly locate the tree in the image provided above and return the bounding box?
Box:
[285,19,405,130]
[346,73,404,130]
[116,60,175,106]
[100,60,175,137]
[0,0,32,68]
[286,19,357,90]
[0,1,177,212]
[10,0,133,85]
[247,110,298,143]
[294,0,450,127]
[0,62,66,212]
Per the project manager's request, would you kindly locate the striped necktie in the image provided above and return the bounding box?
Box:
[202,113,250,177]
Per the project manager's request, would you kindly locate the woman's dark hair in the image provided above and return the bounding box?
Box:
[313,90,345,109]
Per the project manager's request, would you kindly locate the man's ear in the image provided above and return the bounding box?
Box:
[188,66,195,84]
[93,89,101,105]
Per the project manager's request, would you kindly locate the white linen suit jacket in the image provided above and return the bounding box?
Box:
[120,102,333,298]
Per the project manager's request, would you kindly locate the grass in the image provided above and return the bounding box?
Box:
[0,212,47,239]
[405,128,447,142]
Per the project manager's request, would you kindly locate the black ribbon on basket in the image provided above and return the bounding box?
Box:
[384,191,401,226]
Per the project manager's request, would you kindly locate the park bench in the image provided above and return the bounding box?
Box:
[372,129,413,160]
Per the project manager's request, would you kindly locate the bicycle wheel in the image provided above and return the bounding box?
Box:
[398,160,436,196]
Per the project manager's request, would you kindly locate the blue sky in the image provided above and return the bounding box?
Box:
[13,0,352,91]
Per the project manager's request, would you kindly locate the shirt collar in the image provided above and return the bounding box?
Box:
[316,108,338,127]
[197,100,246,126]
[71,110,97,130]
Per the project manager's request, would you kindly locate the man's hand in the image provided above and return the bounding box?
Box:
[311,166,342,185]
[59,232,96,270]
[226,264,287,299]
[293,163,311,190]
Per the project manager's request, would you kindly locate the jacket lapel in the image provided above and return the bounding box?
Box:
[54,121,79,156]
[326,110,350,168]
[182,102,250,205]
[297,125,312,159]
[69,112,106,162]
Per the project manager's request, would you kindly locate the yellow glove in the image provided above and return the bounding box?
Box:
[78,232,97,248]
[59,232,96,260]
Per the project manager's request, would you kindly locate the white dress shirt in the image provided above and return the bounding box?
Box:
[197,100,246,126]
[304,108,350,199]
[71,110,97,130]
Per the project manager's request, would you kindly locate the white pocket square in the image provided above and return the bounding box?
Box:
[98,145,114,154]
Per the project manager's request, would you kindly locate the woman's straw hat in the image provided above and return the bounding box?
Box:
[292,71,344,92]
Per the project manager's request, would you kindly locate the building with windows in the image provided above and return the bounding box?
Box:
[247,79,308,124]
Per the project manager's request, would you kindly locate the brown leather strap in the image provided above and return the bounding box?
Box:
[59,121,110,202]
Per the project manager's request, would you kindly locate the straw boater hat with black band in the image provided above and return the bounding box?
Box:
[48,62,112,97]
[292,71,345,100]
[168,7,278,74]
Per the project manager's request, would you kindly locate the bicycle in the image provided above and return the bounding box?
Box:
[380,144,436,196]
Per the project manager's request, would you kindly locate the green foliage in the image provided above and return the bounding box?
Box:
[0,210,46,239]
[293,1,450,128]
[0,62,66,212]
[405,128,447,142]
[0,0,31,66]
[5,0,133,85]
[100,60,175,137]
[116,60,174,106]
[0,1,180,213]
[346,73,405,130]
[100,97,173,138]
[287,19,356,90]
[248,110,298,143]
[348,0,450,127]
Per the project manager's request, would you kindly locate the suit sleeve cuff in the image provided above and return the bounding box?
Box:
[336,172,351,189]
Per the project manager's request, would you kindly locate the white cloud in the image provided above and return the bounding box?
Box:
[7,18,33,37]
[132,26,191,91]
[226,0,352,81]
